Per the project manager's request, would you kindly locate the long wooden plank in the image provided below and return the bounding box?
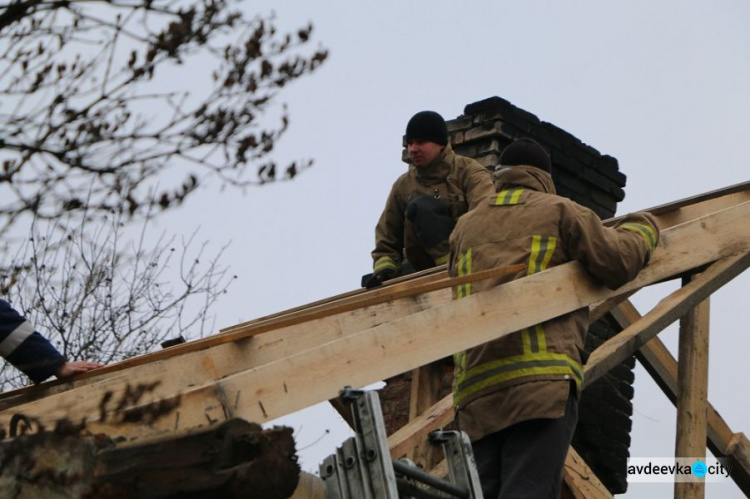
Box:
[0,265,447,403]
[563,447,614,499]
[584,253,750,387]
[674,275,710,499]
[388,394,454,459]
[6,199,747,438]
[219,263,524,337]
[606,180,750,227]
[2,182,746,406]
[612,301,750,496]
[0,287,453,412]
[0,266,522,410]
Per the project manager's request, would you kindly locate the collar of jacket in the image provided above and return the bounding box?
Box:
[493,165,556,195]
[408,144,455,185]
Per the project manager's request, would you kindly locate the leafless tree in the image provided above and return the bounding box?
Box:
[0,0,328,235]
[0,205,236,390]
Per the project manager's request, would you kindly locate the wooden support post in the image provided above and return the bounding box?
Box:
[612,300,750,496]
[406,361,446,469]
[674,275,710,499]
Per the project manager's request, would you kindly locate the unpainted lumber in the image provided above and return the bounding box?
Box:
[1,181,746,406]
[388,394,454,459]
[674,275,710,499]
[563,447,614,499]
[584,252,750,387]
[406,361,448,469]
[0,182,750,410]
[4,200,750,438]
[614,301,750,496]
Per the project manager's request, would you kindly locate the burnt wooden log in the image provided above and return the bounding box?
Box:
[0,418,299,499]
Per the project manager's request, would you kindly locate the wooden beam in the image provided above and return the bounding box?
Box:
[290,472,325,499]
[612,301,750,496]
[2,182,746,408]
[4,200,750,439]
[406,361,446,469]
[0,264,519,409]
[0,286,452,417]
[388,394,454,459]
[563,447,614,499]
[218,263,524,338]
[584,252,750,387]
[0,419,299,499]
[674,275,710,499]
[3,181,746,407]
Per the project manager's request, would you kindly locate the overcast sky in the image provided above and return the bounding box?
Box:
[149,2,750,496]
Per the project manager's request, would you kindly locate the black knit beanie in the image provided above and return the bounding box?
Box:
[498,138,552,174]
[405,111,448,146]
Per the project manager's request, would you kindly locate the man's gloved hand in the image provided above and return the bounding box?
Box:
[365,268,398,289]
[406,196,456,247]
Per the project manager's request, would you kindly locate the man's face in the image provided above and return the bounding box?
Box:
[408,139,444,168]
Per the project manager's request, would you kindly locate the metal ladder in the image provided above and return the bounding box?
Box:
[319,387,484,499]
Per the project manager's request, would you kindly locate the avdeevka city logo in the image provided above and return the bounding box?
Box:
[691,461,708,478]
[627,457,732,482]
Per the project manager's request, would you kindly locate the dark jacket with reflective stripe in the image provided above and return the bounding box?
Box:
[0,299,65,384]
[372,144,494,273]
[448,165,659,441]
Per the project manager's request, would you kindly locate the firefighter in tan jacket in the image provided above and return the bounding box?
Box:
[366,111,494,288]
[448,138,659,498]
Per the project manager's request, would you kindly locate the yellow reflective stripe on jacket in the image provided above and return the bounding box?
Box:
[527,235,557,275]
[453,352,583,406]
[521,323,547,354]
[522,235,557,353]
[453,349,467,394]
[374,256,399,273]
[620,222,658,252]
[494,189,525,206]
[453,247,472,384]
[456,247,473,299]
[434,254,449,266]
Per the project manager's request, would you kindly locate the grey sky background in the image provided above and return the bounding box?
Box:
[149,2,750,496]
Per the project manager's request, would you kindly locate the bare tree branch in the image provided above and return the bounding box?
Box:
[0,204,237,390]
[0,0,328,235]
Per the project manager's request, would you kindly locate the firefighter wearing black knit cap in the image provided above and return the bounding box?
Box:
[366,111,494,288]
[449,138,659,498]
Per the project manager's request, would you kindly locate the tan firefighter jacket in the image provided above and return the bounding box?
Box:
[448,165,659,441]
[372,144,494,273]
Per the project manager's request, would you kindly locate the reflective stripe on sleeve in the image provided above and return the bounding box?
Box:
[434,254,449,266]
[527,235,557,275]
[0,320,35,357]
[456,248,473,299]
[620,222,658,252]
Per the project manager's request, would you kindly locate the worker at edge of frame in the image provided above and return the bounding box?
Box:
[1,298,103,386]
